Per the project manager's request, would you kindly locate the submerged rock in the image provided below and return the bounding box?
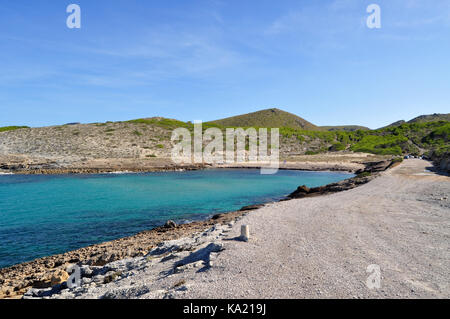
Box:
[164,220,177,229]
[239,204,264,211]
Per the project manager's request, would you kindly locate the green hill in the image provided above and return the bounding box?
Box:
[207,108,319,130]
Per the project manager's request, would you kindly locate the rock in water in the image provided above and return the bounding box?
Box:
[212,214,224,220]
[288,185,310,198]
[164,220,177,228]
[239,204,264,211]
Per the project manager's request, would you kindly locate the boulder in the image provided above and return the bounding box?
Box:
[50,270,69,286]
[440,158,450,173]
[0,285,13,297]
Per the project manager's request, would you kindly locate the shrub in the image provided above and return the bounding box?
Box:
[350,135,407,155]
[329,142,346,152]
[0,126,29,132]
[422,123,450,145]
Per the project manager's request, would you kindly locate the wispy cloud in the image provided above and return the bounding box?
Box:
[265,0,362,36]
[1,26,246,88]
[70,31,245,87]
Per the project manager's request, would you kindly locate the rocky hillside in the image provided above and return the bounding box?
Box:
[0,120,179,172]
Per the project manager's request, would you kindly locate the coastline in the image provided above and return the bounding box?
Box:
[0,152,391,175]
[0,159,394,299]
[0,164,205,175]
[0,165,357,175]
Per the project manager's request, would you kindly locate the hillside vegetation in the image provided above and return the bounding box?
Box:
[278,121,449,157]
[0,126,29,133]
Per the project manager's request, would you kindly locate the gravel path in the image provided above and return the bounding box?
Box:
[24,159,449,299]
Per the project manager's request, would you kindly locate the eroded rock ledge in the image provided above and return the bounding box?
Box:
[288,160,396,199]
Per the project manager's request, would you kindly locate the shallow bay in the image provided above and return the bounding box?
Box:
[0,169,353,268]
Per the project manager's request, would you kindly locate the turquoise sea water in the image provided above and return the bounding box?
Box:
[0,169,353,268]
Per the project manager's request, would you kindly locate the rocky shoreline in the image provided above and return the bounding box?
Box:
[0,164,206,175]
[0,153,388,175]
[0,162,367,175]
[0,163,361,175]
[0,159,397,299]
[0,210,249,299]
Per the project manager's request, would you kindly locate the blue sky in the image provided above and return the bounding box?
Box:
[0,0,449,129]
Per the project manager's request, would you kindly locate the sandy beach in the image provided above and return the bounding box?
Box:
[19,159,449,299]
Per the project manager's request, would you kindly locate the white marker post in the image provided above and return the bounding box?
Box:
[240,225,250,242]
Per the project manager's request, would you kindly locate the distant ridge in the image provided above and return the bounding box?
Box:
[207,108,319,130]
[320,125,370,132]
[380,113,450,129]
[409,113,450,123]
